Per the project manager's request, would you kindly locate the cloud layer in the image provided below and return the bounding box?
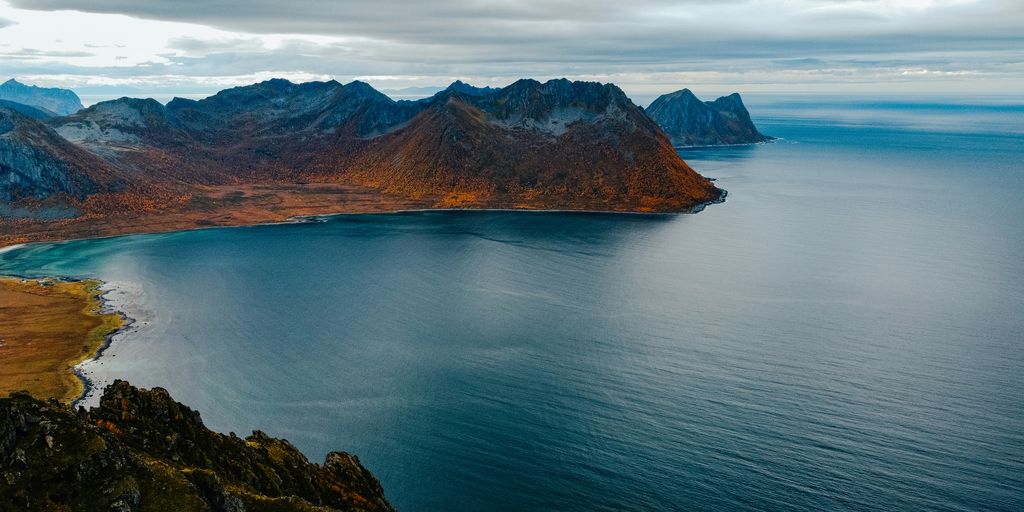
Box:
[0,0,1021,104]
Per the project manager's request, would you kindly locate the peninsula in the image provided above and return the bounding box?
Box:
[0,276,123,403]
[0,78,725,247]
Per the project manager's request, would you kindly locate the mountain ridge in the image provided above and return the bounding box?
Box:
[1,78,725,245]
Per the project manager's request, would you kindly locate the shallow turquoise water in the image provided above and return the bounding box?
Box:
[2,102,1023,511]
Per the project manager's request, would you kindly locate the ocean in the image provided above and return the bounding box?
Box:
[2,99,1022,511]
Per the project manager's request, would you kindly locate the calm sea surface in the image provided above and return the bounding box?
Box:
[2,101,1022,511]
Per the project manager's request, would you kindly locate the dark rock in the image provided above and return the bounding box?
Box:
[11,448,27,469]
[646,89,772,146]
[0,107,113,204]
[0,380,394,511]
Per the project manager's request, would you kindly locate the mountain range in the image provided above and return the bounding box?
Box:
[0,78,771,244]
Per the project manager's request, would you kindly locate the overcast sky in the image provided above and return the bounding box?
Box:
[0,0,1021,105]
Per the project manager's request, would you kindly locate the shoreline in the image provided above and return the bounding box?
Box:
[0,276,126,403]
[70,281,136,408]
[0,192,727,251]
[674,138,777,149]
[1,192,725,403]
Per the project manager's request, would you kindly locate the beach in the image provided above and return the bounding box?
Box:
[0,276,124,402]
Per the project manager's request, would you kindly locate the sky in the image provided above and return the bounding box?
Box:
[0,0,1021,106]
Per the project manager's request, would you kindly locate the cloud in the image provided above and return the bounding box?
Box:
[1,0,1022,100]
[0,47,94,58]
[0,17,13,28]
[8,1,1022,65]
[166,36,266,55]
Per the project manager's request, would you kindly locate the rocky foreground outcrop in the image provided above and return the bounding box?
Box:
[646,89,772,147]
[1,381,394,511]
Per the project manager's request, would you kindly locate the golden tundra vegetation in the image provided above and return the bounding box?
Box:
[0,276,123,402]
[0,78,723,246]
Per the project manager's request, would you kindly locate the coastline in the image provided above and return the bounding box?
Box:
[0,191,725,404]
[0,189,727,251]
[70,280,137,408]
[674,138,777,149]
[0,276,126,403]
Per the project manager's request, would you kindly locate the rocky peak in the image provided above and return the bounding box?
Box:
[52,97,186,146]
[646,88,772,146]
[79,97,170,126]
[665,88,701,104]
[443,80,499,97]
[705,92,752,120]
[343,80,389,100]
[183,79,342,112]
[454,78,638,136]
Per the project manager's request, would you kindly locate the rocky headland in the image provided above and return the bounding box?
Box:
[646,89,772,147]
[1,380,394,511]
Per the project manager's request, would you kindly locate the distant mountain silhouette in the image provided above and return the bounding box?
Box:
[646,89,772,146]
[0,79,84,116]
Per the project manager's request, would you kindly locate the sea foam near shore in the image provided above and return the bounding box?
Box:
[73,280,151,408]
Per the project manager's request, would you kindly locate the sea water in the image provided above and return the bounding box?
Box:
[2,100,1022,511]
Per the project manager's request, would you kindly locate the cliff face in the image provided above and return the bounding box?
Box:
[0,380,394,512]
[0,79,84,117]
[0,108,120,203]
[645,89,772,147]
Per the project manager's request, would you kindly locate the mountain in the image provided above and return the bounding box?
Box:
[0,79,84,116]
[1,380,393,511]
[345,79,721,210]
[437,80,500,97]
[0,100,55,121]
[54,78,721,210]
[0,107,121,203]
[646,89,772,147]
[2,78,724,244]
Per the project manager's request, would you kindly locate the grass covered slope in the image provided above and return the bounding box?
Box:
[0,78,725,247]
[1,380,394,511]
[0,277,123,402]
